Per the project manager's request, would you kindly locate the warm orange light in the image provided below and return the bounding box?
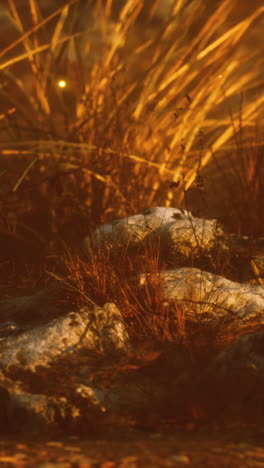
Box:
[58,79,67,88]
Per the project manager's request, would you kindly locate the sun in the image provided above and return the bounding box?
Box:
[57,79,67,89]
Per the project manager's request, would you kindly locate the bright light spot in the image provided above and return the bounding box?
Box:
[58,80,67,88]
[218,74,223,79]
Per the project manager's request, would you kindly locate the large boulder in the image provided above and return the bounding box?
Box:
[140,267,264,337]
[83,206,225,263]
[0,300,130,371]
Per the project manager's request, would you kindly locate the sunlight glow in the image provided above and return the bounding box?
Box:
[58,79,67,88]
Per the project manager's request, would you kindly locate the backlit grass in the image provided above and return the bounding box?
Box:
[0,0,263,273]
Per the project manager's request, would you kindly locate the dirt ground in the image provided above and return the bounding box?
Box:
[1,428,264,467]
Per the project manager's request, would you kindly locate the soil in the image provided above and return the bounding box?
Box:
[1,428,264,467]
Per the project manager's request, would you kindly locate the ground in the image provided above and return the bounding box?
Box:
[1,428,264,467]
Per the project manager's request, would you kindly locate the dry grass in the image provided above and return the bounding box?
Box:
[218,122,264,237]
[56,238,175,343]
[184,108,264,237]
[46,238,238,359]
[0,0,263,251]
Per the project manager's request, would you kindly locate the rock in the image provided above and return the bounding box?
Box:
[5,388,101,436]
[2,206,264,434]
[251,256,264,285]
[140,267,264,336]
[6,391,59,435]
[0,303,130,371]
[151,213,224,262]
[75,384,106,412]
[83,206,225,263]
[84,206,263,282]
[0,321,22,339]
[83,207,184,251]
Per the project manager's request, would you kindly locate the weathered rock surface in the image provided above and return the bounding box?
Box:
[1,206,264,435]
[0,296,130,434]
[0,301,129,370]
[84,207,225,262]
[140,267,264,335]
[84,206,264,281]
[6,391,60,434]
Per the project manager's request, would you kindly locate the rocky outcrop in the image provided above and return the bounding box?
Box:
[84,207,264,283]
[83,207,225,262]
[0,301,129,370]
[140,268,264,335]
[1,206,264,435]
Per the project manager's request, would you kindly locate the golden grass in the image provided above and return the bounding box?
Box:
[0,0,263,243]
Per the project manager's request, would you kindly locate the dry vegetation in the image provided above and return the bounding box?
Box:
[46,237,238,359]
[1,5,264,440]
[0,0,263,314]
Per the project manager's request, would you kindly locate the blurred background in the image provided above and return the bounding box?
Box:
[0,0,263,290]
